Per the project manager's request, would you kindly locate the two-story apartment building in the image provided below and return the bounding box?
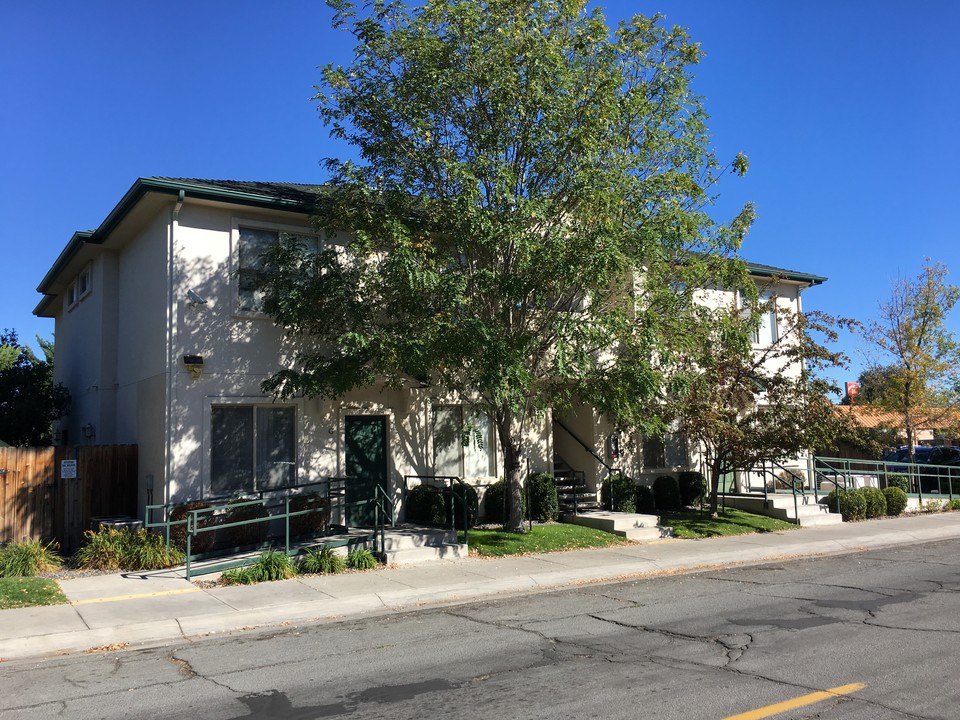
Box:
[35,178,825,518]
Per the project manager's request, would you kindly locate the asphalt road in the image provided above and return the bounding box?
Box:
[3,538,960,720]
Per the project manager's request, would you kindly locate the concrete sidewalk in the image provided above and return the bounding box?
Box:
[3,513,960,662]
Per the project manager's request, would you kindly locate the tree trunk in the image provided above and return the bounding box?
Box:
[708,457,721,518]
[496,406,525,532]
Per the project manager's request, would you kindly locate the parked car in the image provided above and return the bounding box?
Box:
[882,445,960,493]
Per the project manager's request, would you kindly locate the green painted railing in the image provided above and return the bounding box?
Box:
[145,477,391,578]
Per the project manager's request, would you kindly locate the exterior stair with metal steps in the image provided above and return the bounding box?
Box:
[380,525,468,565]
[721,493,843,526]
[561,510,672,541]
[554,471,602,514]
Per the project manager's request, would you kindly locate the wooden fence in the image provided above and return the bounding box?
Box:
[0,445,138,551]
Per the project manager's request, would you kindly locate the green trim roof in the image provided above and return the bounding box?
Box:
[35,177,827,312]
[744,260,826,286]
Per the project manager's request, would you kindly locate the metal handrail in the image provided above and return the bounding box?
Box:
[403,474,476,547]
[145,477,355,579]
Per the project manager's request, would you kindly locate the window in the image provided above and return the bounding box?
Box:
[433,405,496,478]
[237,226,319,312]
[737,289,778,346]
[77,264,91,299]
[754,292,778,345]
[65,263,92,311]
[211,405,296,494]
[643,432,687,469]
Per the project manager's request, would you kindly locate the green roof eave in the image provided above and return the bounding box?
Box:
[745,261,827,286]
[35,178,321,299]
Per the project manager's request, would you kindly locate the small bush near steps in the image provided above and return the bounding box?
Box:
[883,487,908,516]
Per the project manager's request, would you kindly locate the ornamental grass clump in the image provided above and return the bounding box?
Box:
[347,548,379,570]
[220,550,297,585]
[298,546,347,575]
[0,539,62,577]
[74,527,184,571]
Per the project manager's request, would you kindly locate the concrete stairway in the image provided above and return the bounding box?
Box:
[721,494,843,526]
[561,510,671,541]
[380,525,468,565]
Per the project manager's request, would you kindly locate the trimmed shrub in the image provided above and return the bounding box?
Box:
[169,501,216,553]
[886,474,910,493]
[219,498,269,549]
[298,546,346,575]
[450,483,480,529]
[678,471,707,507]
[635,484,657,514]
[0,539,62,577]
[405,485,447,526]
[601,473,636,513]
[883,487,909,516]
[826,490,866,521]
[857,486,887,519]
[528,473,560,522]
[288,493,331,538]
[484,478,526,524]
[347,548,380,570]
[652,475,681,511]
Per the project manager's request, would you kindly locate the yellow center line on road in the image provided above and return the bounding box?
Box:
[721,682,867,720]
[70,587,203,605]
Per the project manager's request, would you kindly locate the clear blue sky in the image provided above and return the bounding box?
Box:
[2,1,958,394]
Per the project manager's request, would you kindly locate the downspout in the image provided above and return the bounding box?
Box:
[163,190,185,507]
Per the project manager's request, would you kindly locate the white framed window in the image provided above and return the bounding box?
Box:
[754,292,778,345]
[210,404,297,494]
[65,263,92,311]
[236,224,320,312]
[737,289,778,346]
[433,405,496,478]
[77,264,92,300]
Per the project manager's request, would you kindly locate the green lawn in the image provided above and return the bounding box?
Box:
[0,576,67,610]
[460,523,631,557]
[665,507,797,539]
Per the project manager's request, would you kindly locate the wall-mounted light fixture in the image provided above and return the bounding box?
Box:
[182,354,204,379]
[186,288,208,306]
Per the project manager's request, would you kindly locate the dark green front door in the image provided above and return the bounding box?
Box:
[344,415,388,526]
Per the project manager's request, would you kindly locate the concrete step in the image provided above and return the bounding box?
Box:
[381,526,457,551]
[562,510,669,539]
[721,494,842,526]
[383,543,468,565]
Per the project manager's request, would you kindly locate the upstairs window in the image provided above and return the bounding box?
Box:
[65,263,92,311]
[737,289,778,346]
[237,227,319,312]
[433,405,496,478]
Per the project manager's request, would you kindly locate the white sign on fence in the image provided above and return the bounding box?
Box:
[60,459,77,479]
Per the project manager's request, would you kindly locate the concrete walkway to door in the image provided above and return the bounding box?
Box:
[2,512,959,662]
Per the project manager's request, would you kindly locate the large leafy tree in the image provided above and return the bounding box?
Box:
[0,330,70,446]
[861,261,960,458]
[258,0,754,530]
[666,295,859,515]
